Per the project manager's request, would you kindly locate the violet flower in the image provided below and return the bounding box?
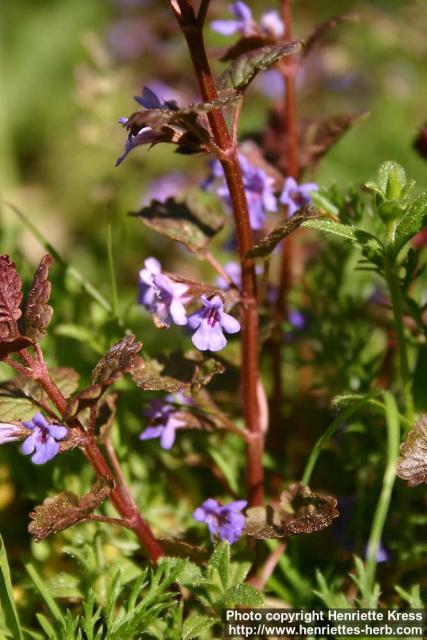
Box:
[207,155,277,230]
[116,85,177,166]
[188,295,241,352]
[138,257,190,327]
[193,498,247,543]
[211,2,284,39]
[21,413,67,465]
[139,398,186,450]
[280,177,318,216]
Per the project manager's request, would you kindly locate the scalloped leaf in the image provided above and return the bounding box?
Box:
[132,351,224,393]
[92,335,143,386]
[0,256,23,340]
[246,206,320,258]
[245,483,339,539]
[23,255,53,342]
[219,41,302,91]
[131,191,224,257]
[28,477,114,541]
[397,414,427,487]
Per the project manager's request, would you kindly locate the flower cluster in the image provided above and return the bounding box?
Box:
[116,86,177,166]
[193,498,247,543]
[211,2,284,39]
[207,155,277,230]
[138,258,241,352]
[1,413,68,465]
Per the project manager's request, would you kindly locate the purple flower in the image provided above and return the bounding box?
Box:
[280,177,318,216]
[260,10,285,38]
[138,257,190,327]
[254,69,285,99]
[188,295,240,352]
[116,85,177,166]
[207,155,277,230]
[211,3,284,39]
[193,498,247,543]
[139,399,186,449]
[21,413,67,465]
[211,2,255,37]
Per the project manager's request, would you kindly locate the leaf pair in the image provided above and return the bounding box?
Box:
[0,254,53,360]
[245,483,339,539]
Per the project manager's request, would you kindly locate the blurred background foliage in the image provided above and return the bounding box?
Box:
[0,0,427,623]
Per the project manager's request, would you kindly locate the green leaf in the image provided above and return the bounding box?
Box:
[246,206,320,258]
[26,563,64,625]
[0,536,24,640]
[208,543,230,591]
[302,218,359,241]
[131,190,224,257]
[0,367,80,422]
[393,193,427,257]
[377,160,406,195]
[221,583,263,607]
[35,613,58,640]
[207,447,240,495]
[302,219,383,257]
[182,614,217,640]
[45,573,83,600]
[219,41,302,91]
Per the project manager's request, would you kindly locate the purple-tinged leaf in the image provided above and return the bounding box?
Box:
[219,41,302,91]
[131,191,225,257]
[397,415,427,487]
[23,255,53,342]
[246,206,320,258]
[92,335,143,386]
[0,256,23,339]
[28,477,114,542]
[245,483,339,539]
[0,336,33,361]
[132,350,224,393]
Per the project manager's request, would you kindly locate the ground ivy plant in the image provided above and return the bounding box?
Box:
[0,1,426,637]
